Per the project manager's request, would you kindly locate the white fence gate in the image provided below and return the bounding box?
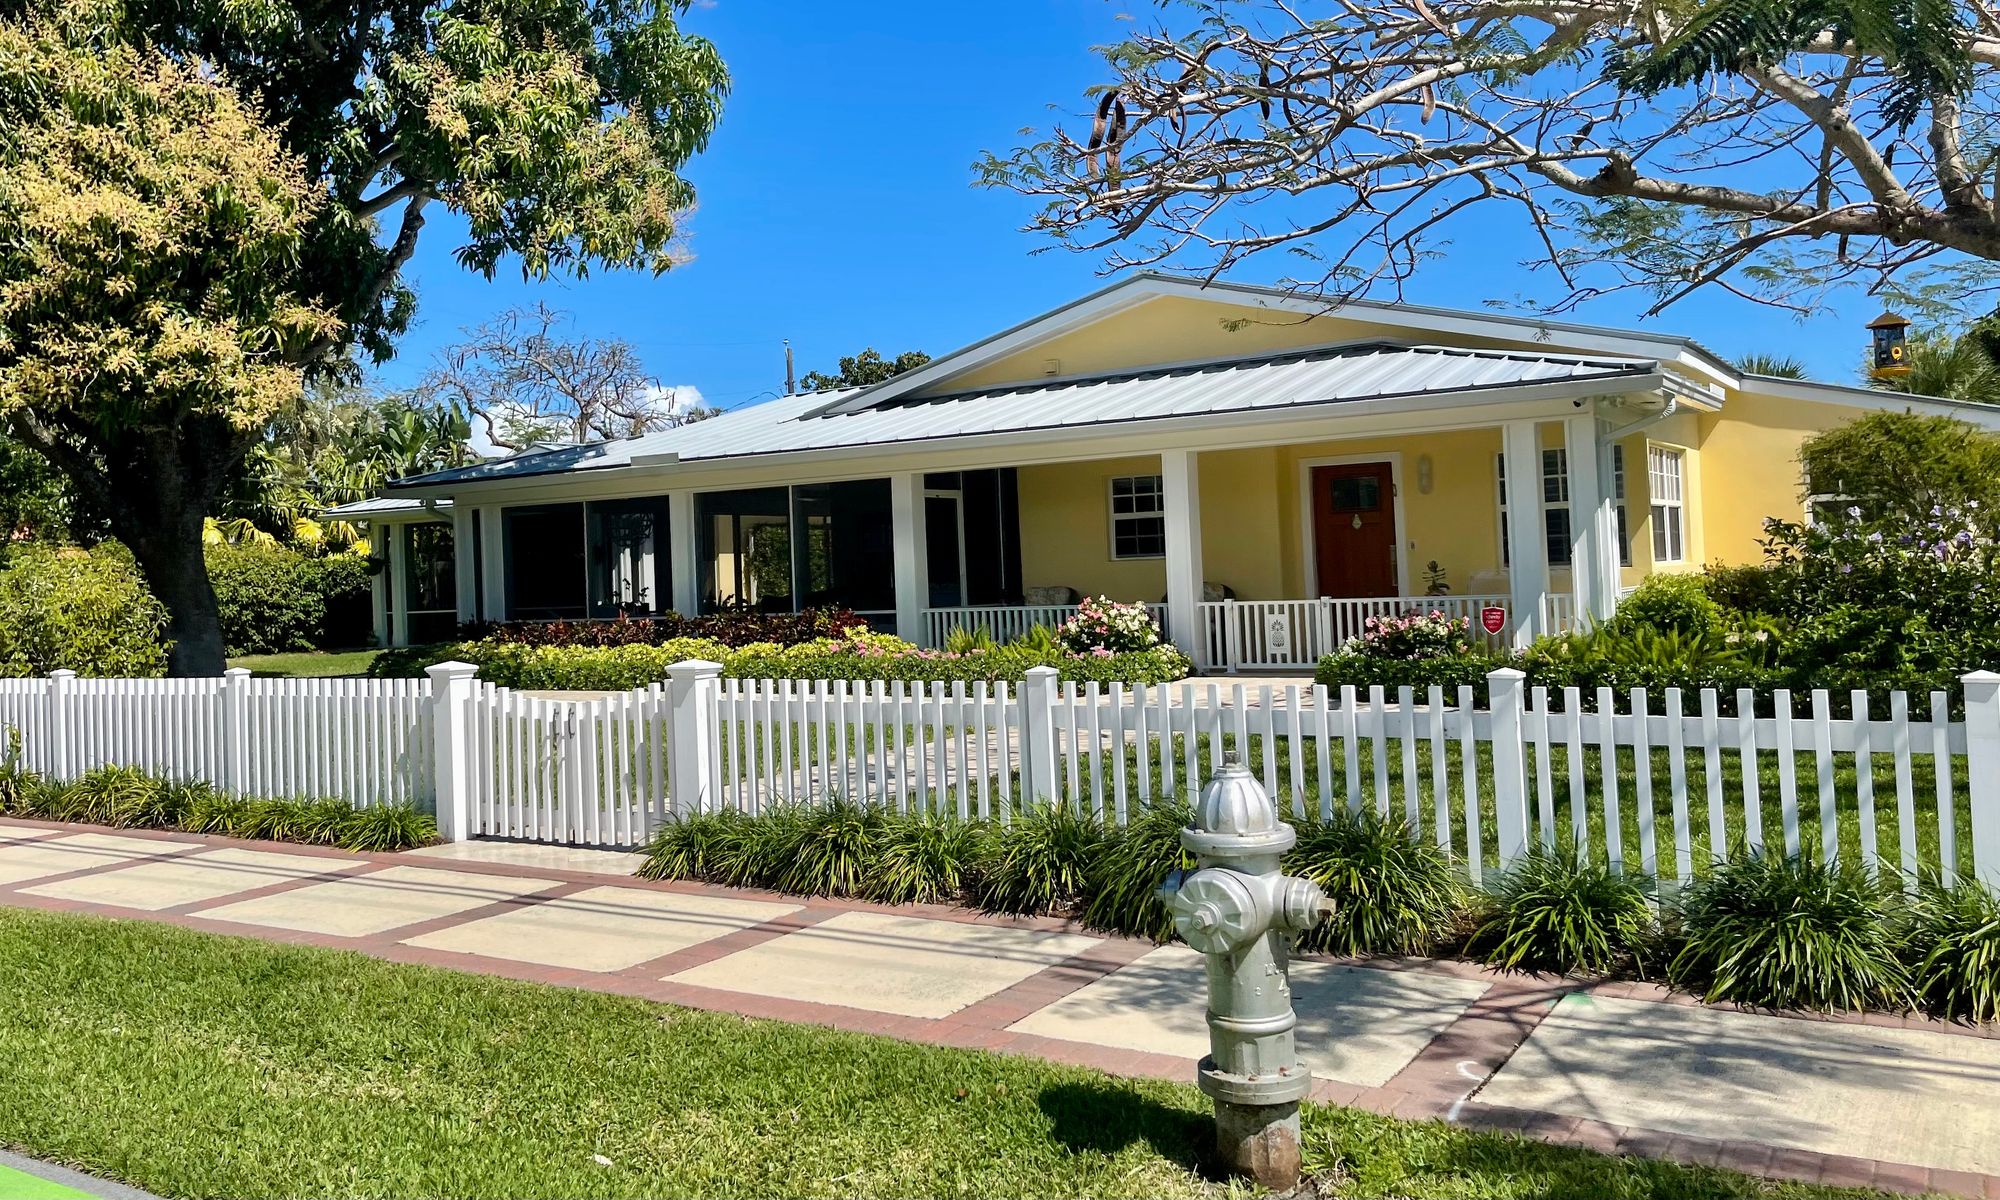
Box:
[3,662,1997,888]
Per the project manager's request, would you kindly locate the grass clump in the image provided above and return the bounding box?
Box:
[638,808,753,881]
[867,813,982,906]
[1080,800,1194,942]
[1470,847,1654,976]
[1287,807,1463,957]
[773,799,883,897]
[970,803,1106,916]
[1668,851,1910,1012]
[0,754,434,854]
[1904,877,2000,1024]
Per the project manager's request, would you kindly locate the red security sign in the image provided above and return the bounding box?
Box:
[1479,606,1507,635]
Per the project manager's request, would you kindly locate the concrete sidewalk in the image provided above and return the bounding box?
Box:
[1,817,1995,1198]
[0,1148,161,1200]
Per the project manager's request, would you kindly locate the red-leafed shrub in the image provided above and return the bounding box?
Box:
[460,607,863,649]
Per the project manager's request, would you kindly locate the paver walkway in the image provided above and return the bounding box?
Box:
[1,817,1994,1199]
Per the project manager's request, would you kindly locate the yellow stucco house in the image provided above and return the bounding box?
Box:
[338,274,2000,671]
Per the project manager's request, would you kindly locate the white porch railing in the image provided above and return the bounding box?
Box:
[922,603,1167,647]
[1199,596,1516,671]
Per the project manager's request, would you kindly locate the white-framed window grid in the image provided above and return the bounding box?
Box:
[1498,446,1629,568]
[1108,473,1166,559]
[1648,445,1687,562]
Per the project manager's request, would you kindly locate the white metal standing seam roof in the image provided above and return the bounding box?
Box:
[321,496,453,519]
[388,341,1660,490]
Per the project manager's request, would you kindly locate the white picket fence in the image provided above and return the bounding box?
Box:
[0,672,433,807]
[3,663,1997,888]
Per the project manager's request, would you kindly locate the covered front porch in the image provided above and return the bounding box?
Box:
[916,410,1639,670]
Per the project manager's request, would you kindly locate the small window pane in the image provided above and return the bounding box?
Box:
[1328,475,1380,512]
[1109,475,1167,559]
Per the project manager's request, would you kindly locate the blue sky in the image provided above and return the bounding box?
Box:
[380,0,1886,408]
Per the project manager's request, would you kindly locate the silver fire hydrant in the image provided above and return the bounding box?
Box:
[1157,754,1333,1191]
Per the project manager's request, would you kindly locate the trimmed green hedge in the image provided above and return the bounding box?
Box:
[371,635,1195,690]
[207,544,373,656]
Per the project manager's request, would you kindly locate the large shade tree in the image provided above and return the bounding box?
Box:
[0,25,341,675]
[0,1,727,675]
[982,0,2000,317]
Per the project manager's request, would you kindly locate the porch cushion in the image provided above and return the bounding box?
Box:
[1024,586,1080,606]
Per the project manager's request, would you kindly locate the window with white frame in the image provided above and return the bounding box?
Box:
[1498,447,1631,567]
[1108,474,1166,559]
[1648,446,1686,562]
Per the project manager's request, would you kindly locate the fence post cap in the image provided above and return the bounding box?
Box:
[223,667,253,680]
[423,660,480,681]
[1023,665,1061,680]
[665,658,723,677]
[1485,666,1528,681]
[47,669,76,680]
[1962,669,2000,688]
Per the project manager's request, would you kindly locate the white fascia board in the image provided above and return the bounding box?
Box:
[398,373,1664,507]
[1739,374,2000,428]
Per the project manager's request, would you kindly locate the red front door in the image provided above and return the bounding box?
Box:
[1312,462,1397,597]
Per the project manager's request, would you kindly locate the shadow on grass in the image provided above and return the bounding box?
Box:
[1037,1081,1220,1178]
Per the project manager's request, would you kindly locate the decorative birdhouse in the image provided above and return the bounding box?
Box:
[1867,311,1911,380]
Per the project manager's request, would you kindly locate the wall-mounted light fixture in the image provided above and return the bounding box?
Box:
[1416,454,1434,494]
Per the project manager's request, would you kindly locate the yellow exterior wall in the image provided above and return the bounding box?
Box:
[1693,389,1859,566]
[982,300,1874,598]
[936,296,1539,393]
[1016,456,1169,601]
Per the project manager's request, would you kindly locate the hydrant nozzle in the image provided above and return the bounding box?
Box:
[1157,754,1333,1191]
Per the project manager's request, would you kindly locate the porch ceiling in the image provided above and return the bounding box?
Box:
[389,341,1658,492]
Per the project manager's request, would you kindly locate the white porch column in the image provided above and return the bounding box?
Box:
[1561,413,1603,632]
[369,528,389,648]
[890,472,929,644]
[1161,448,1205,667]
[477,506,506,621]
[1500,420,1547,650]
[387,521,411,648]
[667,490,700,616]
[451,505,478,625]
[1591,431,1623,624]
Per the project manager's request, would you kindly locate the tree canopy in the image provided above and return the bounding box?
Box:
[0,1,727,674]
[983,0,2000,317]
[0,22,340,674]
[800,349,932,392]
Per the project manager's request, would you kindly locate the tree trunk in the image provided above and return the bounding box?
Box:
[126,521,228,677]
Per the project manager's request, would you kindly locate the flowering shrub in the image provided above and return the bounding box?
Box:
[1056,597,1161,655]
[1339,610,1475,661]
[1314,609,1497,700]
[1762,505,1997,623]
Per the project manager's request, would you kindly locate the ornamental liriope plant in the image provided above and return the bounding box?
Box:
[867,812,983,906]
[639,809,754,882]
[1286,807,1464,957]
[1904,877,2000,1024]
[969,802,1106,916]
[1080,800,1196,942]
[773,798,884,898]
[1471,847,1655,977]
[1668,851,1911,1012]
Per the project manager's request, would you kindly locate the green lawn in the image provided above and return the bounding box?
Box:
[0,909,1896,1200]
[226,648,383,678]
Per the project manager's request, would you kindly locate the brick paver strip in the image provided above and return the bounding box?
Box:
[2,816,1998,1200]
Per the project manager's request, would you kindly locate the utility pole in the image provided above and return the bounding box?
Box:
[784,339,796,395]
